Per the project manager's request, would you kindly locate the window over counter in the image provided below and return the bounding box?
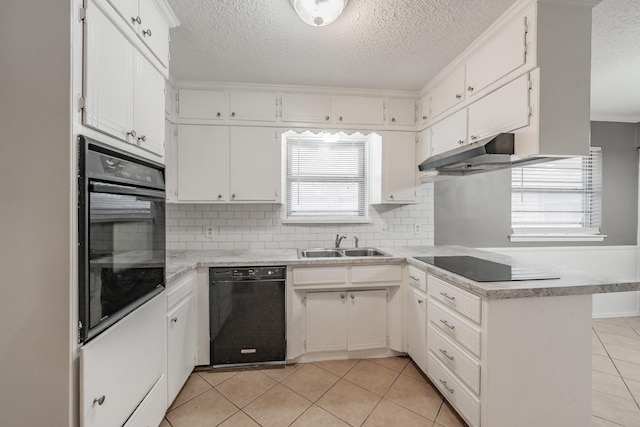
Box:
[283,130,378,223]
[510,147,604,242]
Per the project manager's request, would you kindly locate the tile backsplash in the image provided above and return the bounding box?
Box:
[166,183,434,250]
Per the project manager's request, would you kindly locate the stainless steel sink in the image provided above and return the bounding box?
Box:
[297,247,389,258]
[342,248,388,257]
[298,249,344,258]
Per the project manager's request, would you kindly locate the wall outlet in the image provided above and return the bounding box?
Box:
[381,223,389,232]
[414,224,421,234]
[204,226,215,238]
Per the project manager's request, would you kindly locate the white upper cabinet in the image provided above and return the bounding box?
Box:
[370,132,417,204]
[105,0,171,67]
[229,127,281,202]
[84,2,164,156]
[229,91,277,122]
[418,128,431,162]
[467,73,530,143]
[178,89,227,121]
[430,66,466,119]
[176,125,229,201]
[333,95,384,125]
[430,109,468,157]
[281,93,333,123]
[419,93,430,124]
[466,11,530,99]
[385,98,416,126]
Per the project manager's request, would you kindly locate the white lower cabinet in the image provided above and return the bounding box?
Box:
[305,290,388,352]
[405,286,427,373]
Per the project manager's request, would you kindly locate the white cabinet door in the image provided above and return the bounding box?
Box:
[167,296,195,406]
[229,127,281,202]
[386,98,416,126]
[176,125,229,201]
[419,127,431,161]
[281,93,333,123]
[84,2,134,142]
[382,132,416,203]
[348,290,387,351]
[420,93,430,124]
[430,109,468,156]
[333,95,384,125]
[430,67,466,119]
[305,292,348,352]
[467,73,530,143]
[406,287,427,373]
[165,121,177,202]
[229,91,277,122]
[134,52,165,155]
[466,14,528,98]
[138,0,170,66]
[178,89,227,120]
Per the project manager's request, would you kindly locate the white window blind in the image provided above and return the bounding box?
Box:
[285,134,367,221]
[511,147,602,235]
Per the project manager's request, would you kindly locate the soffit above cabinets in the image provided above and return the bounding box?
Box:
[165,0,517,91]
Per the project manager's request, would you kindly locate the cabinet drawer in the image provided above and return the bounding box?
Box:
[352,264,402,283]
[407,266,427,292]
[428,324,480,394]
[292,266,347,286]
[428,299,481,357]
[429,275,481,324]
[167,272,195,309]
[428,351,480,427]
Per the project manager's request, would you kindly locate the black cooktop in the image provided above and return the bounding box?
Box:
[414,255,559,282]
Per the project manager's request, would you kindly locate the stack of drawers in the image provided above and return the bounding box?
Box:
[426,274,482,427]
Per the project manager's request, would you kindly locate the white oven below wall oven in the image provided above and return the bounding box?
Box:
[78,136,167,427]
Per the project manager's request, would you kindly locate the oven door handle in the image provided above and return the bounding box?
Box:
[90,182,166,199]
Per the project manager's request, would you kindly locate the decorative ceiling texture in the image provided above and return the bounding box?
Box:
[167,0,640,120]
[167,0,516,91]
[591,0,640,121]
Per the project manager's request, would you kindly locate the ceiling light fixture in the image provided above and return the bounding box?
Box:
[290,0,349,27]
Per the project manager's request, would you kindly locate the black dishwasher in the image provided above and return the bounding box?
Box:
[209,266,286,367]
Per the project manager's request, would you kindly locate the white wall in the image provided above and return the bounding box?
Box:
[167,183,435,250]
[487,246,640,318]
[0,0,74,425]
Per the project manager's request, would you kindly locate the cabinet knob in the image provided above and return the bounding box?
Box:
[171,317,177,323]
[468,86,474,92]
[93,395,106,406]
[216,112,221,117]
[137,135,146,142]
[142,29,152,37]
[231,193,236,199]
[126,130,137,138]
[455,93,462,99]
[418,299,424,304]
[457,139,464,145]
[325,116,330,121]
[422,115,428,120]
[391,117,396,122]
[439,379,455,394]
[131,16,142,25]
[231,112,236,117]
[217,194,222,199]
[341,294,345,299]
[338,116,343,121]
[350,294,354,299]
[389,194,394,199]
[470,135,478,141]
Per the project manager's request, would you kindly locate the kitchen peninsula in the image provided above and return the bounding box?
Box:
[167,245,640,427]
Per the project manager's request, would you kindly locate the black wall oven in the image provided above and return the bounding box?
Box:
[78,136,166,343]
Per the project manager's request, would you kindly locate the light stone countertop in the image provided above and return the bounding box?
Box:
[166,246,640,299]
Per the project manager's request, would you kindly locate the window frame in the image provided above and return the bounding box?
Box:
[509,147,605,242]
[282,130,372,224]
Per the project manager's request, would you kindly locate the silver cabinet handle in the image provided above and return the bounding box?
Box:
[93,395,106,406]
[325,115,330,121]
[231,193,236,199]
[470,135,478,141]
[131,16,142,25]
[216,112,221,117]
[409,275,419,281]
[417,299,424,304]
[439,379,454,394]
[440,319,455,330]
[171,317,177,323]
[143,29,152,37]
[350,294,354,299]
[389,194,394,199]
[137,135,146,142]
[127,130,137,138]
[455,93,462,99]
[231,112,236,117]
[439,348,454,361]
[338,116,343,121]
[217,194,222,199]
[457,139,464,145]
[422,115,428,120]
[391,117,396,122]
[468,86,474,92]
[440,292,455,301]
[341,294,345,299]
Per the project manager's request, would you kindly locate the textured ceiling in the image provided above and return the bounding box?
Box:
[591,0,640,121]
[167,0,517,91]
[167,0,640,120]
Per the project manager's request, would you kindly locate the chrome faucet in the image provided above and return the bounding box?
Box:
[335,234,346,249]
[354,236,359,248]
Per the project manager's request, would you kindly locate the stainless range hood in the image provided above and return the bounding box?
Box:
[418,133,552,176]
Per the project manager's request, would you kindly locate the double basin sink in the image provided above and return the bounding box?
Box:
[298,248,389,258]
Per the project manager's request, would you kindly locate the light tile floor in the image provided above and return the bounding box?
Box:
[163,316,640,427]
